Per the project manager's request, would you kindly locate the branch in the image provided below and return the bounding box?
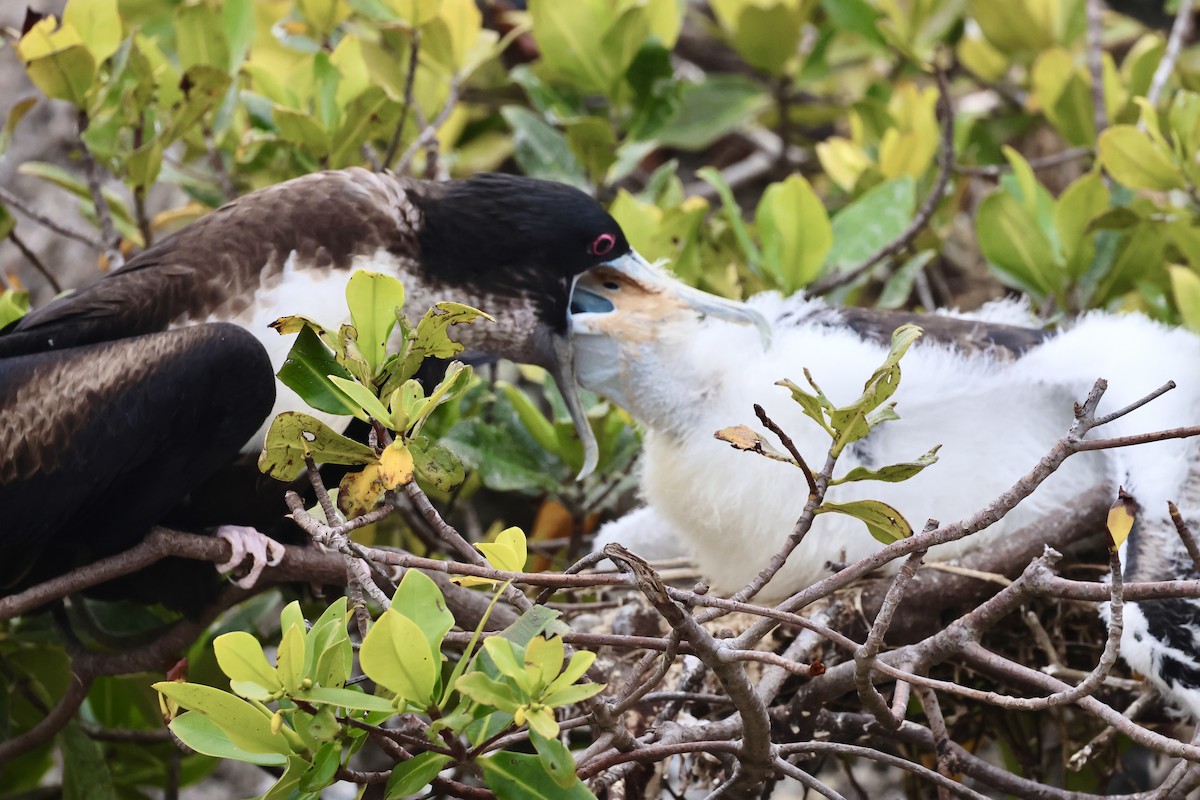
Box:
[0,184,104,250]
[383,28,422,170]
[77,111,124,269]
[1147,0,1196,107]
[806,65,954,296]
[1085,0,1107,136]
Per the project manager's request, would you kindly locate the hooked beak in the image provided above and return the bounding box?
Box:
[592,250,772,345]
[550,250,771,481]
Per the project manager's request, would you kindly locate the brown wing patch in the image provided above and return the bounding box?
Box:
[834,307,1049,360]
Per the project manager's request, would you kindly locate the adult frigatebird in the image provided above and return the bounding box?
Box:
[0,168,753,604]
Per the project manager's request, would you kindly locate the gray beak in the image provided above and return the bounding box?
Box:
[552,250,771,481]
[548,327,600,480]
[595,250,772,345]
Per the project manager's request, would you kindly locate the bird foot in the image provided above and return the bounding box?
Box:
[216,525,285,588]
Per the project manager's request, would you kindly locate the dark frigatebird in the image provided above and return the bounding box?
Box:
[0,168,753,605]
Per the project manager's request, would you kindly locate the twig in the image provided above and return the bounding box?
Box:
[806,65,954,296]
[77,111,123,269]
[1169,501,1200,574]
[1085,0,1108,136]
[754,403,816,495]
[854,548,926,728]
[771,759,845,800]
[8,229,61,292]
[1067,690,1161,771]
[395,77,461,177]
[0,185,103,250]
[604,544,775,793]
[383,28,422,170]
[1147,0,1196,107]
[954,146,1092,178]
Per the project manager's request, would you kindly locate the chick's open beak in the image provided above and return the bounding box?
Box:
[552,250,772,481]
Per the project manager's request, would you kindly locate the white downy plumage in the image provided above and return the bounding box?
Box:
[570,263,1200,716]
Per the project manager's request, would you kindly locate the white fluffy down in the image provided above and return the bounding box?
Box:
[583,294,1200,599]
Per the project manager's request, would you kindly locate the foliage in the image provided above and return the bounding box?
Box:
[7,0,1200,796]
[155,554,603,799]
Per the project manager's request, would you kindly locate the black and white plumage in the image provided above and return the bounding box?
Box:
[0,168,678,600]
[571,264,1200,717]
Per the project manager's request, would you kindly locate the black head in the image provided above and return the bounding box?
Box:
[409,173,631,292]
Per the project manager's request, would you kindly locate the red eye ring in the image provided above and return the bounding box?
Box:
[590,233,616,257]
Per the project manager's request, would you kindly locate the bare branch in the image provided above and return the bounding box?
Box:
[1147,0,1196,107]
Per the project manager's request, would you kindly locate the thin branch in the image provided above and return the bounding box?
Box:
[1085,0,1108,136]
[1169,500,1200,574]
[395,77,461,177]
[954,146,1092,178]
[806,65,954,296]
[77,111,123,269]
[1147,0,1196,107]
[0,185,103,250]
[383,28,422,170]
[754,403,816,495]
[7,229,61,292]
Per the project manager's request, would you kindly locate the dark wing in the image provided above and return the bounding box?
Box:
[0,168,417,359]
[831,306,1050,360]
[0,324,275,591]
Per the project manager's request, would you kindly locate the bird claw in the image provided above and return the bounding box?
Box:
[216,525,285,588]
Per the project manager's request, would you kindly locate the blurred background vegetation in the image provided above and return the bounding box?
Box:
[4,0,1200,796]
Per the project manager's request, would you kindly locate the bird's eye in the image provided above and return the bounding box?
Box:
[603,281,621,291]
[589,233,616,257]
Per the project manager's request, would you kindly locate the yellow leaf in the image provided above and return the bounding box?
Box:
[379,441,415,489]
[338,464,387,517]
[477,526,527,573]
[1106,488,1137,552]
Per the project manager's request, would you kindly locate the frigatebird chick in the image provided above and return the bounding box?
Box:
[0,169,670,606]
[571,264,1200,718]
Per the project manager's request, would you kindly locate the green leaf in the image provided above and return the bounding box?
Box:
[63,0,122,66]
[1053,171,1109,276]
[1170,266,1200,333]
[175,2,230,70]
[976,191,1058,297]
[530,729,578,790]
[296,686,397,713]
[755,174,832,292]
[16,17,95,106]
[153,682,293,756]
[308,598,353,688]
[1098,125,1186,191]
[168,711,289,766]
[698,165,761,270]
[820,177,915,281]
[483,638,532,691]
[542,681,605,708]
[300,742,343,794]
[385,752,453,799]
[273,106,331,157]
[359,609,438,706]
[0,289,30,330]
[410,436,467,491]
[393,569,454,656]
[497,382,559,455]
[528,0,612,94]
[501,106,587,189]
[832,446,941,485]
[328,375,393,424]
[654,74,769,151]
[543,649,596,698]
[258,411,379,481]
[0,97,37,158]
[347,270,406,376]
[817,499,913,544]
[279,325,363,418]
[455,672,522,712]
[214,631,283,700]
[61,722,117,800]
[565,117,617,183]
[277,624,307,695]
[729,3,804,76]
[480,751,597,800]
